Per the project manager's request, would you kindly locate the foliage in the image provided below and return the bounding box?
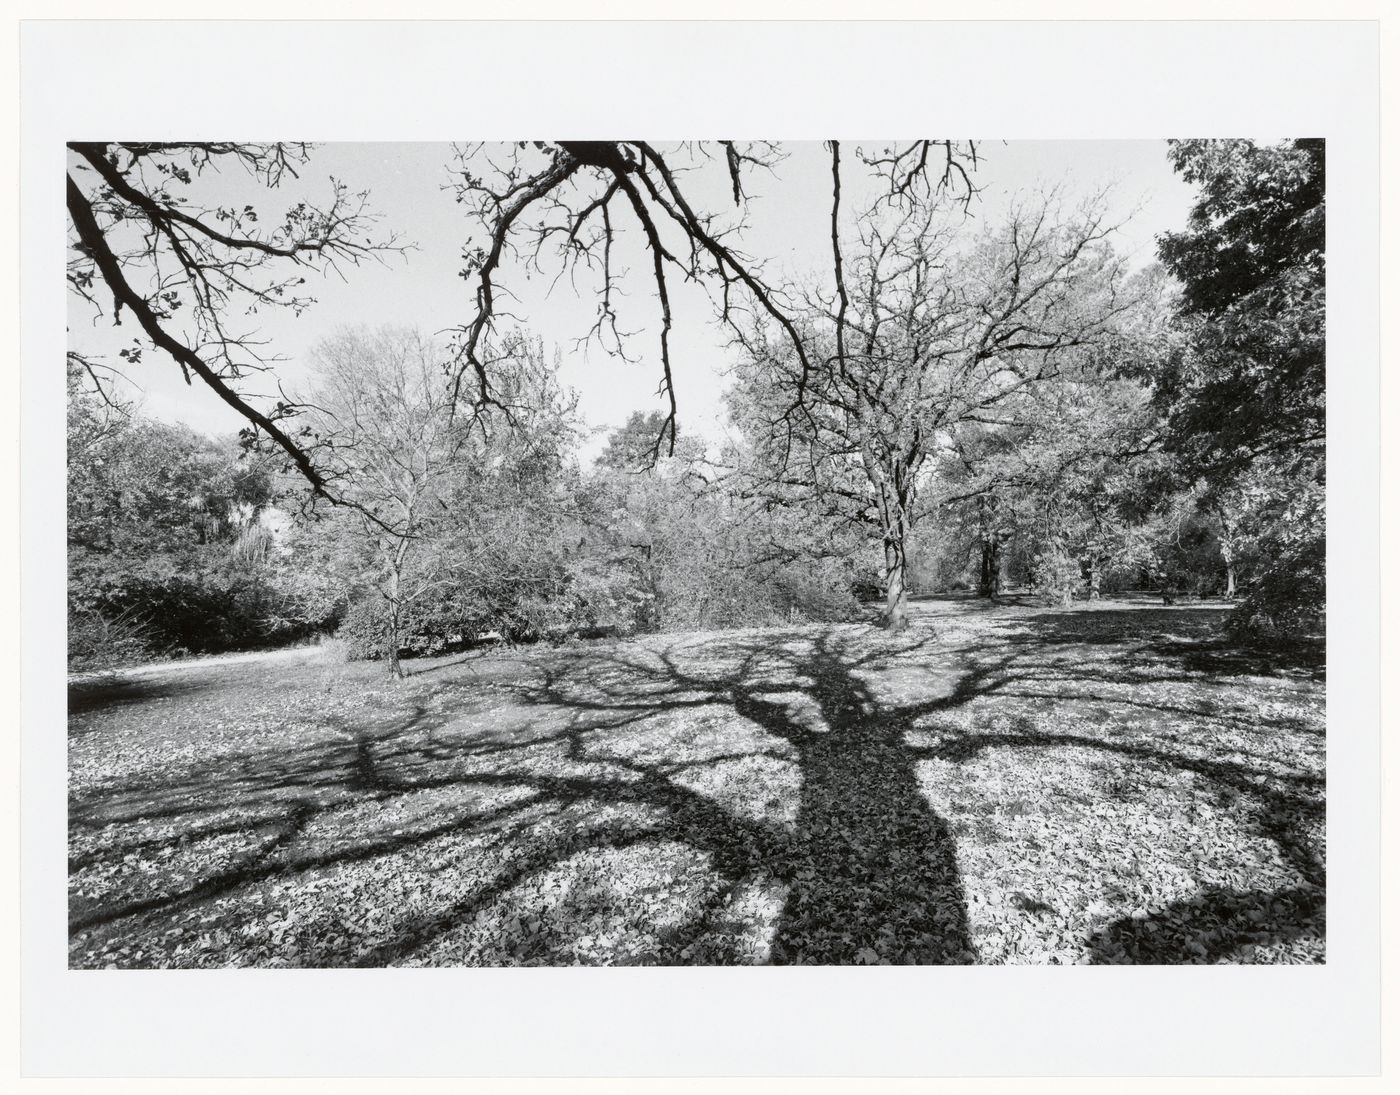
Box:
[334,597,395,661]
[728,185,1141,628]
[1030,540,1083,607]
[595,410,678,472]
[298,328,579,672]
[594,455,864,633]
[66,362,328,667]
[917,358,1169,601]
[1223,481,1326,640]
[66,141,1326,667]
[1155,139,1324,480]
[1154,139,1325,636]
[197,356,875,669]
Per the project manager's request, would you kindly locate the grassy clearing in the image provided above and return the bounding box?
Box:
[67,595,1324,967]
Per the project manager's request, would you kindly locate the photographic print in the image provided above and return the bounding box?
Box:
[63,136,1327,970]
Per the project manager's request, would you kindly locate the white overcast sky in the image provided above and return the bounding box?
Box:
[69,140,1199,457]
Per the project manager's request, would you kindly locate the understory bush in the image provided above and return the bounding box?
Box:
[336,558,658,661]
[335,595,488,661]
[1031,542,1082,607]
[653,556,860,632]
[774,564,863,623]
[333,551,867,662]
[1224,532,1325,642]
[335,598,392,661]
[70,559,328,662]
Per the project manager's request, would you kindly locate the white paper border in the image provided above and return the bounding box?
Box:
[19,17,1381,1078]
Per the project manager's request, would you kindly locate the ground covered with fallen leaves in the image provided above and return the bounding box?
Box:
[68,595,1325,967]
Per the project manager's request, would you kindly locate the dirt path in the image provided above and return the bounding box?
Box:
[68,644,326,684]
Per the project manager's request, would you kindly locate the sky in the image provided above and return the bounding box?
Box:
[68,140,1199,460]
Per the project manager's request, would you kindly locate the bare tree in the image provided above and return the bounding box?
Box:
[68,140,981,495]
[732,186,1137,629]
[66,141,404,504]
[300,328,467,678]
[448,140,982,462]
[301,327,577,676]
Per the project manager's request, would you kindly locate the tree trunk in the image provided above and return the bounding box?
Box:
[864,451,915,631]
[978,535,1006,598]
[884,539,909,631]
[978,540,995,597]
[1217,506,1238,600]
[387,614,403,680]
[386,562,405,681]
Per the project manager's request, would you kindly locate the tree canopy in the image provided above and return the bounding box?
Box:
[1154,138,1325,481]
[66,138,1328,668]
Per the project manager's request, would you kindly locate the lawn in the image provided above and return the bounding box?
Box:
[67,595,1325,967]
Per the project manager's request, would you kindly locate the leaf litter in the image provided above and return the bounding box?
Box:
[68,597,1324,967]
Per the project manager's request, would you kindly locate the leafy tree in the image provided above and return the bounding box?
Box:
[1155,138,1324,478]
[66,362,305,664]
[596,410,679,473]
[300,326,476,677]
[439,419,632,644]
[300,327,589,672]
[589,418,852,631]
[1155,139,1325,637]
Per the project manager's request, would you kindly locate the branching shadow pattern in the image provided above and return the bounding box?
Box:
[68,601,1324,967]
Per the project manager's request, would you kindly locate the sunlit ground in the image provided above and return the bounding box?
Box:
[68,595,1324,967]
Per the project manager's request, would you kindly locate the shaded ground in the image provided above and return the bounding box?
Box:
[68,644,321,685]
[67,595,1325,967]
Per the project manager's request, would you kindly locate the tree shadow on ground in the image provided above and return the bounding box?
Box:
[1084,885,1323,964]
[67,603,1323,966]
[68,673,216,718]
[647,631,974,964]
[336,628,975,965]
[903,606,1325,963]
[69,625,976,965]
[1006,603,1324,682]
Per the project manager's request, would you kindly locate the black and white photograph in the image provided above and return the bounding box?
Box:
[63,133,1328,969]
[18,11,1388,1082]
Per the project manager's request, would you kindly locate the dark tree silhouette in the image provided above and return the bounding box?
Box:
[66,142,404,506]
[449,140,983,465]
[1155,138,1324,481]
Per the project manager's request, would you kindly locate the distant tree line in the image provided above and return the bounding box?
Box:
[66,138,1324,671]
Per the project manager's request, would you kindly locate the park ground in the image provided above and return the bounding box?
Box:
[67,594,1325,967]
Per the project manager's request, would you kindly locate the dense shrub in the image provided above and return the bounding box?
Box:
[1225,531,1325,642]
[1031,541,1082,606]
[335,594,492,661]
[70,551,329,660]
[334,553,657,661]
[775,564,863,623]
[335,598,390,661]
[66,372,331,668]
